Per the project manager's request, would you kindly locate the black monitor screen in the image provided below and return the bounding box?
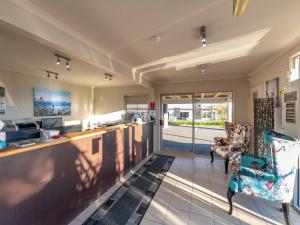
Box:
[42,117,63,129]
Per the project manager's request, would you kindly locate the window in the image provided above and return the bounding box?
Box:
[124,95,148,121]
[289,55,300,81]
[179,112,189,120]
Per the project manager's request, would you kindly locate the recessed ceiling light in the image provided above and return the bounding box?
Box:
[152,35,161,43]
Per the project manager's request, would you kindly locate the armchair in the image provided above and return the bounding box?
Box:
[210,122,251,174]
[227,131,300,225]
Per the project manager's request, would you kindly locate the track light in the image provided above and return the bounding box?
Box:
[201,26,207,47]
[56,56,61,65]
[66,60,71,71]
[54,53,71,72]
[46,70,59,79]
[200,65,207,74]
[105,73,113,81]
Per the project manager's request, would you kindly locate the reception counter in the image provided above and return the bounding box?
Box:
[0,122,153,225]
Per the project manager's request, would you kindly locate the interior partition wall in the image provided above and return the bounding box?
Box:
[160,92,233,155]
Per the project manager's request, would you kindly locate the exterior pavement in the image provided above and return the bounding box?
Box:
[161,125,226,156]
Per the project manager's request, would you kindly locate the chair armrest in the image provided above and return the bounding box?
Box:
[240,153,268,169]
[240,166,275,181]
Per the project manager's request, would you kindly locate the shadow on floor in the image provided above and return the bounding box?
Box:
[161,140,216,156]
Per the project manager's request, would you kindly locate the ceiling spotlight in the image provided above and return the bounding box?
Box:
[66,61,71,71]
[201,26,207,47]
[46,70,59,79]
[105,73,113,81]
[54,53,71,71]
[152,35,161,43]
[56,56,61,65]
[200,65,206,74]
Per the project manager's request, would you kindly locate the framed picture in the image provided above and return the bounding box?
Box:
[33,87,71,117]
[0,87,5,115]
[266,77,279,107]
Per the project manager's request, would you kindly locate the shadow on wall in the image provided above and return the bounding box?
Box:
[0,125,152,225]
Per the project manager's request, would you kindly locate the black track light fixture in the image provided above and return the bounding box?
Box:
[54,53,71,72]
[200,64,207,74]
[66,60,71,71]
[201,26,207,47]
[46,70,59,79]
[56,56,61,65]
[105,73,113,81]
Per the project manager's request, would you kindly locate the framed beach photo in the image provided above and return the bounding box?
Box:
[266,77,279,107]
[33,87,71,117]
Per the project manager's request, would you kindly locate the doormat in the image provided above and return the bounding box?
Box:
[83,154,175,225]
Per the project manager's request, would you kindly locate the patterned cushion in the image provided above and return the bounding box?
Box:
[228,131,300,203]
[212,123,251,158]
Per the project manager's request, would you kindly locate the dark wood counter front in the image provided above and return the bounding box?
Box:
[0,122,153,225]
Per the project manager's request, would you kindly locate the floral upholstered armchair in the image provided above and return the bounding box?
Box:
[210,122,251,174]
[227,131,300,225]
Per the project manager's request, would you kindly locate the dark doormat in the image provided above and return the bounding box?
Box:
[83,154,175,225]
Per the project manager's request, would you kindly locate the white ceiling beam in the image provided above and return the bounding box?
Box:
[0,0,153,88]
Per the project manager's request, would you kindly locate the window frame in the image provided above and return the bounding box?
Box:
[294,157,300,212]
[124,95,149,120]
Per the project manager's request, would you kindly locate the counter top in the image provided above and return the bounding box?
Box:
[0,122,151,158]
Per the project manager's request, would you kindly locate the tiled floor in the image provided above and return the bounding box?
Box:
[141,155,300,225]
[70,154,300,225]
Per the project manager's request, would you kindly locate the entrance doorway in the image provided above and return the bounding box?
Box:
[160,92,233,156]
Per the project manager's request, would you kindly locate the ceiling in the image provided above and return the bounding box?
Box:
[0,23,136,87]
[4,0,300,84]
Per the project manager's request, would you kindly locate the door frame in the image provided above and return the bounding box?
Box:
[159,91,234,154]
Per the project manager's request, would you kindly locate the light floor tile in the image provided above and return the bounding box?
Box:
[189,213,214,225]
[140,219,162,225]
[163,208,189,225]
[144,203,168,224]
[70,155,300,225]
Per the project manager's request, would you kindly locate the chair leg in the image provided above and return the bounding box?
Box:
[210,150,214,163]
[224,157,229,174]
[227,187,235,215]
[282,203,291,225]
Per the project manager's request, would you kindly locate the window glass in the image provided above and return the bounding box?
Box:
[124,96,148,121]
[290,56,300,81]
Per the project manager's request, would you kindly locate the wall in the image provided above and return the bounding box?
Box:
[248,42,300,132]
[94,85,154,122]
[153,78,250,151]
[0,69,93,122]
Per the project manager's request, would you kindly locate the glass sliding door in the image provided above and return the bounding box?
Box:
[160,92,232,155]
[160,94,193,153]
[193,92,232,156]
